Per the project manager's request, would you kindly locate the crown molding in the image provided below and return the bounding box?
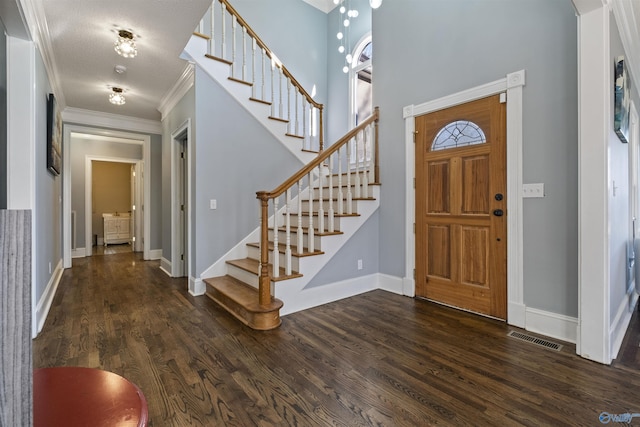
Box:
[62,107,162,135]
[158,63,194,121]
[17,0,66,108]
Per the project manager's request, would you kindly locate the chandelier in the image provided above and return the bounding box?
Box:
[334,0,381,73]
[114,30,138,58]
[109,87,126,105]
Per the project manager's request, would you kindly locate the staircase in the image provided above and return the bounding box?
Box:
[185,0,381,330]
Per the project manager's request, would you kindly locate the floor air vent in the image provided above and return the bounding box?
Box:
[507,331,563,351]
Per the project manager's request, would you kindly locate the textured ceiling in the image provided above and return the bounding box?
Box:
[40,0,211,121]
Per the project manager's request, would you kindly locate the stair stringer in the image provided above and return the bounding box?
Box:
[275,185,380,316]
[182,35,316,166]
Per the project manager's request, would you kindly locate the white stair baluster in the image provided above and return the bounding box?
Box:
[354,131,361,199]
[287,79,292,134]
[346,138,353,215]
[272,197,279,278]
[279,68,283,119]
[295,90,299,137]
[328,155,335,233]
[368,124,376,185]
[251,38,256,98]
[307,172,315,253]
[221,3,226,59]
[231,16,237,77]
[270,59,275,116]
[362,126,369,197]
[209,5,214,55]
[242,27,247,82]
[285,189,292,276]
[317,165,324,234]
[303,101,307,150]
[261,48,266,101]
[337,146,344,215]
[297,179,304,254]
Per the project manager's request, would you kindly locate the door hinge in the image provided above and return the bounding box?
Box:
[181,204,184,211]
[413,223,415,233]
[413,130,418,142]
[181,152,185,159]
[181,254,184,261]
[413,177,416,189]
[413,269,416,279]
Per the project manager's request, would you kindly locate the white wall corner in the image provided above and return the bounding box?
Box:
[148,249,162,260]
[377,273,404,295]
[160,257,172,277]
[34,259,64,337]
[525,307,578,344]
[158,63,194,120]
[189,277,206,296]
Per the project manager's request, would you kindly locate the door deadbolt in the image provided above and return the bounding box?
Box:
[495,193,504,201]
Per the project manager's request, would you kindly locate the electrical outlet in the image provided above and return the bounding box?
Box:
[357,259,363,270]
[210,199,217,210]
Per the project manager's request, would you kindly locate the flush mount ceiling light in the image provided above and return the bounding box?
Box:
[114,30,137,58]
[109,87,126,105]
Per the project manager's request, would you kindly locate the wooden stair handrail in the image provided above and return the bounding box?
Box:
[257,107,379,201]
[255,107,379,307]
[218,0,324,150]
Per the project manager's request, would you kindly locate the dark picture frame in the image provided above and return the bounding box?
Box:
[46,93,62,175]
[614,56,630,143]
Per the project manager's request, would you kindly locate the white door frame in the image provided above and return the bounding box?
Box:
[63,125,151,267]
[85,156,141,255]
[403,70,526,324]
[171,119,192,281]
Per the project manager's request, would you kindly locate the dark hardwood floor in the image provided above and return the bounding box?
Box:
[34,252,640,426]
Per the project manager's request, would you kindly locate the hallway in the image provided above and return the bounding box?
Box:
[34,252,640,426]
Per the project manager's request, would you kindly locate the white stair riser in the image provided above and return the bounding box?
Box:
[301,199,357,213]
[289,216,343,230]
[246,245,301,271]
[268,229,323,250]
[226,264,259,288]
[310,186,374,199]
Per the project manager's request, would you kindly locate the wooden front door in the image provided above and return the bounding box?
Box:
[415,94,507,319]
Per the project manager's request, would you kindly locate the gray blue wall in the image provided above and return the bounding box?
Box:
[193,66,303,275]
[374,0,579,316]
[34,46,62,308]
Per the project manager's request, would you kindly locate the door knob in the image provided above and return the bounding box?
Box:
[493,209,504,216]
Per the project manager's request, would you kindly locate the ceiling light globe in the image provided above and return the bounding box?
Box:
[338,45,345,53]
[343,19,350,27]
[351,10,359,17]
[346,54,353,63]
[343,66,349,73]
[337,32,343,40]
[369,0,382,8]
[339,6,346,13]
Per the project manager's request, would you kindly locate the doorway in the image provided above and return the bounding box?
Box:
[415,94,507,319]
[171,120,191,278]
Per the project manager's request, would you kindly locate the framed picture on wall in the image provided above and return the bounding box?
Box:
[46,93,62,175]
[614,56,630,143]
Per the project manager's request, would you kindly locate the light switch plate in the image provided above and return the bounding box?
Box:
[210,199,217,209]
[523,183,544,198]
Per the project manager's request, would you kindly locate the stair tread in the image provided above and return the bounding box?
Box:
[304,196,377,202]
[246,241,324,257]
[296,211,360,218]
[203,275,282,312]
[268,116,289,123]
[204,53,232,66]
[249,97,271,105]
[227,258,303,281]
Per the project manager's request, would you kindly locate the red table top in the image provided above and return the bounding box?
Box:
[34,367,148,427]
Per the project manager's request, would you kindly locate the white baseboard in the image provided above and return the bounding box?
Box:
[508,301,526,328]
[34,259,64,337]
[524,307,578,344]
[402,277,415,297]
[72,247,86,258]
[189,277,205,296]
[148,249,162,260]
[610,291,638,359]
[97,237,104,246]
[160,257,172,277]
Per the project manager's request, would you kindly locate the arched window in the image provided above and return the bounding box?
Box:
[350,34,372,128]
[431,120,487,151]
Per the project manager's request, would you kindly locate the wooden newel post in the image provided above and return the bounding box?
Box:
[257,192,271,307]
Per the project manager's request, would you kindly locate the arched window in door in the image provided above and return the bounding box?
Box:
[350,34,372,128]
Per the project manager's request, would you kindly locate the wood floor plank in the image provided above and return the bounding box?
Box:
[33,252,640,426]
